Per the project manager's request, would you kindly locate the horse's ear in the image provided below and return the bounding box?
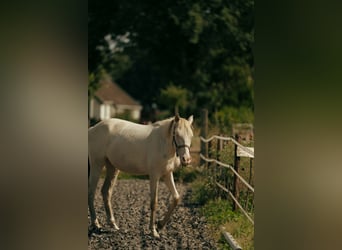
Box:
[188,115,193,125]
[175,113,180,123]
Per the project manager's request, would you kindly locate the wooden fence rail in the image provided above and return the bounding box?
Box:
[200,134,254,225]
[199,153,254,193]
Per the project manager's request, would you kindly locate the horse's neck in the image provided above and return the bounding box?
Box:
[154,119,176,158]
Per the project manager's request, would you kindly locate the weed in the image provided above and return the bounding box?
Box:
[173,166,200,183]
[190,169,254,249]
[191,176,217,205]
[196,198,254,250]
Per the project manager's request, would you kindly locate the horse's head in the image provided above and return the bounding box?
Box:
[172,114,194,166]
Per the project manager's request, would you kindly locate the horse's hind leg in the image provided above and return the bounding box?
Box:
[101,159,120,230]
[88,160,102,230]
[149,177,160,238]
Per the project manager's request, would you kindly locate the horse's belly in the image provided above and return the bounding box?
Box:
[106,146,147,175]
[116,160,147,175]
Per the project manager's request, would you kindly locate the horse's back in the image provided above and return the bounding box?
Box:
[89,118,149,145]
[88,120,112,165]
[105,118,151,139]
[107,119,152,163]
[89,119,153,174]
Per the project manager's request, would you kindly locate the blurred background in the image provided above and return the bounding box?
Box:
[1,0,341,249]
[88,0,254,135]
[88,2,255,248]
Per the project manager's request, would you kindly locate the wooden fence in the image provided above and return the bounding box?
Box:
[199,110,254,225]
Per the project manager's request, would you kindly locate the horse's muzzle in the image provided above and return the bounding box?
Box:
[181,157,192,166]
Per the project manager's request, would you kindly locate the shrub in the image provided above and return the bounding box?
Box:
[215,106,254,134]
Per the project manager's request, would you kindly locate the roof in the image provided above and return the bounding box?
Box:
[95,75,141,107]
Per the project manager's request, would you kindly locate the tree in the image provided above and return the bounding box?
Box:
[159,84,190,115]
[89,0,254,120]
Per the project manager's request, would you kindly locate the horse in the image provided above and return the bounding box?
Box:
[88,114,194,238]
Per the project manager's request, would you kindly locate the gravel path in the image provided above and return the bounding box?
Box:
[88,179,217,249]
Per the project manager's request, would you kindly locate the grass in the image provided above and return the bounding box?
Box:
[115,165,200,183]
[173,165,200,183]
[117,172,149,180]
[190,169,254,250]
[99,169,149,180]
[220,215,254,250]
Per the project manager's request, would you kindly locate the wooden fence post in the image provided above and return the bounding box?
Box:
[233,134,240,211]
[208,140,212,174]
[249,158,254,186]
[216,137,222,196]
[200,109,208,167]
[244,158,253,211]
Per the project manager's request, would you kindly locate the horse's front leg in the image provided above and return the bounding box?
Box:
[157,172,180,230]
[149,178,160,238]
[88,161,102,231]
[101,160,120,230]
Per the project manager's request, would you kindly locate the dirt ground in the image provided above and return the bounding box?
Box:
[88,179,217,249]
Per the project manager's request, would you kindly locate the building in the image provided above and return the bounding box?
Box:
[89,75,142,122]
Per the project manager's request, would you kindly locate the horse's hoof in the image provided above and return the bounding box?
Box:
[109,221,120,230]
[89,225,104,235]
[157,221,164,230]
[151,229,160,238]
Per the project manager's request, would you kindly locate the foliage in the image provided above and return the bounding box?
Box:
[173,166,200,183]
[197,198,254,249]
[218,214,254,250]
[190,134,254,249]
[88,71,101,99]
[191,176,218,205]
[215,106,254,134]
[114,110,138,122]
[200,199,237,227]
[194,195,254,250]
[159,84,190,114]
[89,0,254,121]
[88,66,107,99]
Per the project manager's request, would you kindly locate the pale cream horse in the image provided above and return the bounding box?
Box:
[88,114,193,238]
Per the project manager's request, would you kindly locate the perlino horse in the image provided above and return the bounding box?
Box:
[88,114,193,238]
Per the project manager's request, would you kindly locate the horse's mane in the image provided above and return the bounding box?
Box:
[152,117,174,138]
[152,117,174,127]
[152,116,191,139]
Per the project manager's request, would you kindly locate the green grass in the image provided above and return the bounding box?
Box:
[201,199,236,227]
[117,172,149,180]
[173,166,200,183]
[220,214,254,250]
[190,172,254,250]
[99,169,149,180]
[191,175,218,205]
[196,198,254,250]
[115,165,200,183]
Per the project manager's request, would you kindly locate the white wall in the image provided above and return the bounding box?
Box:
[90,98,142,121]
[89,98,101,120]
[100,103,111,120]
[131,109,141,120]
